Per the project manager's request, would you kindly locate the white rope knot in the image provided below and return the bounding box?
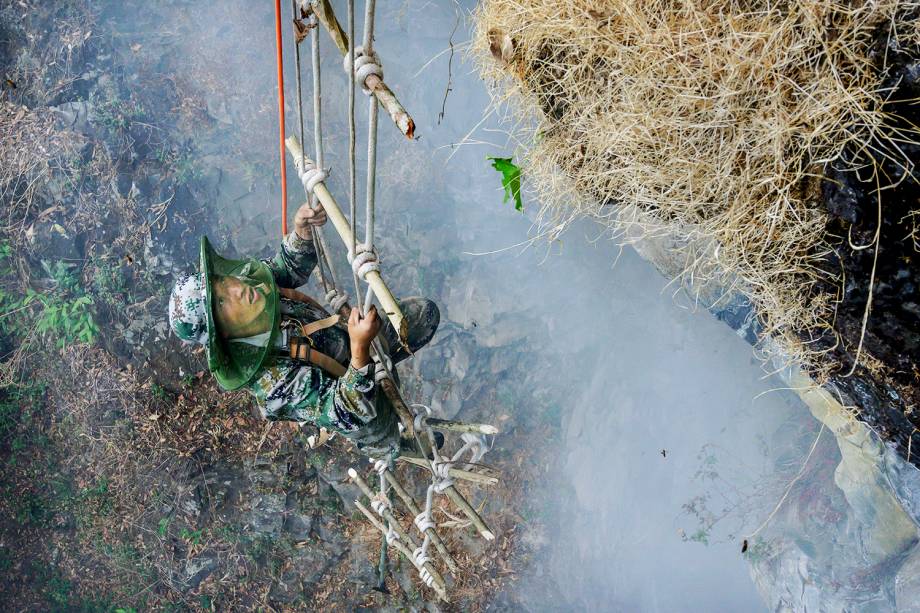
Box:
[347,243,380,280]
[324,288,348,312]
[385,524,399,545]
[431,460,454,493]
[370,493,391,515]
[372,353,392,383]
[298,159,327,194]
[343,46,383,95]
[413,511,436,533]
[372,458,388,476]
[412,547,434,585]
[460,432,488,464]
[412,404,432,433]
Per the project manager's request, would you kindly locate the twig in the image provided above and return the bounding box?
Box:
[743,424,825,543]
[437,13,460,125]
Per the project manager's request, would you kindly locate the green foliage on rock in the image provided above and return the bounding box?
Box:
[0,244,99,348]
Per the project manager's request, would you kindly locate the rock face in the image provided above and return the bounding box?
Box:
[629,200,920,610]
[897,546,920,612]
[812,28,920,452]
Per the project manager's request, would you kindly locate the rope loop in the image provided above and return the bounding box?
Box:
[460,432,488,464]
[372,352,392,383]
[370,493,391,515]
[347,243,380,281]
[412,403,432,433]
[324,288,348,312]
[412,546,433,584]
[413,511,436,533]
[298,159,328,194]
[343,45,383,95]
[373,458,388,476]
[431,460,454,493]
[385,524,399,545]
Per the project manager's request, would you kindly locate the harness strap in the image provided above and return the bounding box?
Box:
[279,286,329,311]
[299,313,341,336]
[289,337,347,377]
[277,286,348,377]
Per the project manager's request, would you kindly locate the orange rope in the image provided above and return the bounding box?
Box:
[274,0,288,235]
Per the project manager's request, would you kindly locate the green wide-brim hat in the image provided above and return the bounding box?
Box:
[201,236,280,391]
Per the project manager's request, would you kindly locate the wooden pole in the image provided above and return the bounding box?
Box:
[443,486,494,541]
[354,500,449,601]
[397,456,499,486]
[379,378,417,437]
[427,418,499,436]
[349,469,449,598]
[285,135,407,342]
[310,0,415,138]
[381,470,460,575]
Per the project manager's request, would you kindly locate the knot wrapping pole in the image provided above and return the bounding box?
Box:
[324,288,348,312]
[413,511,436,534]
[413,545,434,586]
[431,460,454,493]
[413,403,432,434]
[298,160,328,194]
[348,243,380,280]
[372,351,392,383]
[370,493,391,516]
[343,46,383,95]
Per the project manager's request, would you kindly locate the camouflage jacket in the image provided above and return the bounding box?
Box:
[245,232,398,456]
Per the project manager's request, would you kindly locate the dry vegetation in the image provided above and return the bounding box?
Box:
[472,0,920,376]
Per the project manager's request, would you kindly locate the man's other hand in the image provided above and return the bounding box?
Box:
[294,201,328,239]
[348,305,381,369]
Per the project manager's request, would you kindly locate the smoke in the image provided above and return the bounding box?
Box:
[120,0,875,610]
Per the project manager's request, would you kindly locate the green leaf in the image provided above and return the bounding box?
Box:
[487,156,523,213]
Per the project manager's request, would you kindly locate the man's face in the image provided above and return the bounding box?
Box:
[212,275,271,339]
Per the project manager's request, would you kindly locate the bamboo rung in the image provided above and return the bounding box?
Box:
[311,0,415,139]
[397,455,499,486]
[284,135,408,342]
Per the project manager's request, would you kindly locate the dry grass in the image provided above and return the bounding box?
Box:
[472,0,920,375]
[0,103,81,236]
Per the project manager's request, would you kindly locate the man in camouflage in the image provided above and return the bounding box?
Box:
[168,201,440,458]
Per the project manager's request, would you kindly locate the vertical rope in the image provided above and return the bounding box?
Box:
[347,0,362,315]
[291,0,306,175]
[290,0,331,292]
[362,0,378,234]
[308,18,343,296]
[362,0,379,315]
[273,0,288,235]
[311,14,325,175]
